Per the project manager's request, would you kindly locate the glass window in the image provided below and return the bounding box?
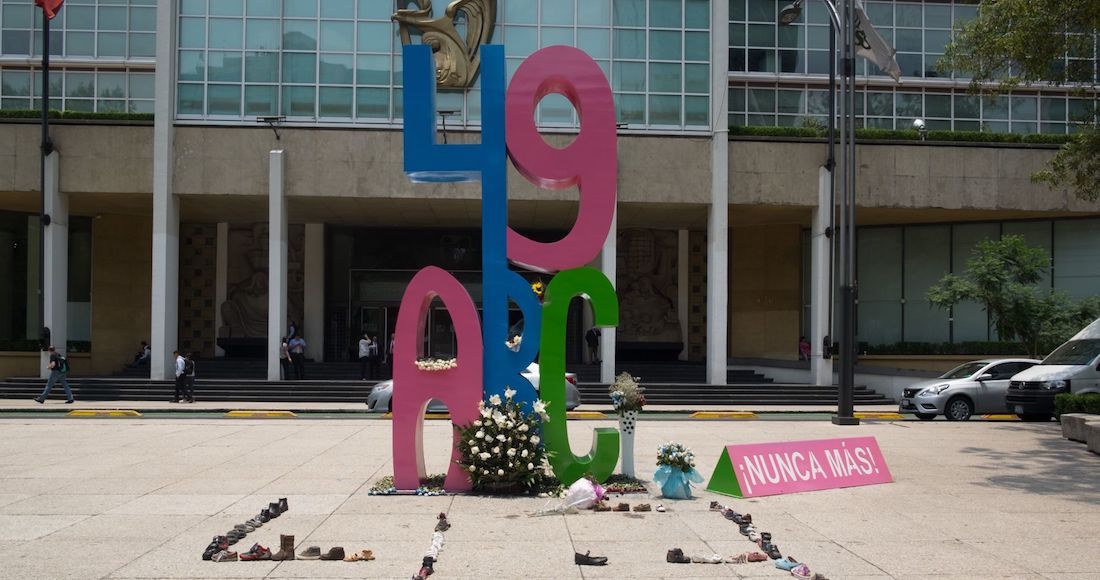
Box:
[684,31,708,61]
[65,72,95,98]
[130,33,156,57]
[1054,219,1100,300]
[129,73,154,99]
[650,0,681,28]
[954,94,980,119]
[208,84,242,115]
[616,93,645,123]
[209,19,244,50]
[209,51,243,82]
[925,4,951,28]
[244,84,278,114]
[867,92,892,116]
[211,0,245,17]
[1011,95,1037,120]
[541,27,573,48]
[179,51,206,82]
[357,22,389,52]
[66,6,95,29]
[541,0,574,26]
[247,19,280,50]
[320,21,354,52]
[66,32,94,56]
[248,0,280,17]
[321,0,355,19]
[685,0,708,28]
[951,223,1000,341]
[284,19,317,50]
[181,0,206,16]
[356,87,389,118]
[282,85,315,116]
[858,227,903,346]
[98,6,127,31]
[284,0,317,18]
[179,17,206,49]
[904,225,950,343]
[983,96,1008,119]
[777,89,803,114]
[245,52,279,83]
[539,93,574,123]
[283,52,317,84]
[895,4,921,28]
[577,28,610,59]
[649,94,680,125]
[613,0,646,27]
[356,54,390,85]
[926,93,951,118]
[177,83,204,114]
[612,61,646,92]
[685,95,708,125]
[684,63,708,93]
[748,88,775,113]
[578,0,610,26]
[319,86,353,117]
[320,53,354,84]
[649,30,681,60]
[2,71,31,96]
[649,62,681,93]
[97,72,126,98]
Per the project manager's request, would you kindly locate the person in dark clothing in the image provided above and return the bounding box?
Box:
[368,335,381,379]
[289,335,306,379]
[279,337,291,380]
[585,328,600,363]
[183,353,196,402]
[34,345,73,404]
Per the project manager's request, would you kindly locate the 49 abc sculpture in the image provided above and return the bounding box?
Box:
[392,43,621,492]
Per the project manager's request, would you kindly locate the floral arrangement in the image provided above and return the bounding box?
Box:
[654,441,703,499]
[456,388,550,492]
[415,357,457,371]
[656,441,695,472]
[609,372,646,414]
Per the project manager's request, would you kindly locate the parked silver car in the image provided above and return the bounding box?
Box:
[366,362,581,413]
[899,358,1041,421]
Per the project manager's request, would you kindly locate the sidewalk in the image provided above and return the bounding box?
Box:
[0,398,898,415]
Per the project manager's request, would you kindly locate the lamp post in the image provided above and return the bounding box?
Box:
[779,0,858,425]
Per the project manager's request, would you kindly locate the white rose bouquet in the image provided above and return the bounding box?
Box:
[456,387,550,492]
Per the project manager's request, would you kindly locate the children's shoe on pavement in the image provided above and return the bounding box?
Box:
[240,543,271,561]
[790,563,812,579]
[211,550,238,562]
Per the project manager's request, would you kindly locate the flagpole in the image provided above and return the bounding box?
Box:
[38,4,54,352]
[832,0,858,425]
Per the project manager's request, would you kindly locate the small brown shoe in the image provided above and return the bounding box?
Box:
[319,547,345,561]
[633,503,651,512]
[613,502,630,512]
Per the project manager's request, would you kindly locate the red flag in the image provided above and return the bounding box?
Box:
[35,0,64,20]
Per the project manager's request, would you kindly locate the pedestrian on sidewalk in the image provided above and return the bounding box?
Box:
[183,353,196,403]
[279,337,291,380]
[172,350,186,402]
[34,345,73,404]
[585,328,600,363]
[368,335,381,379]
[358,334,370,380]
[289,335,306,379]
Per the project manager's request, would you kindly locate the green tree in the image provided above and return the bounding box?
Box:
[941,1,1100,201]
[927,235,1098,357]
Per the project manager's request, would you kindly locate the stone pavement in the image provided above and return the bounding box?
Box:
[0,416,1097,579]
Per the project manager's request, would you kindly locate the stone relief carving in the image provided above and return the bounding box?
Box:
[616,229,681,343]
[392,0,496,88]
[219,224,304,339]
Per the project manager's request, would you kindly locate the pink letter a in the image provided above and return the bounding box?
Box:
[392,266,484,492]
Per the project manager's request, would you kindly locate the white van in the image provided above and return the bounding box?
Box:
[1006,317,1100,421]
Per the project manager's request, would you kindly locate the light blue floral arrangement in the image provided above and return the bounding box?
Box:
[653,441,704,499]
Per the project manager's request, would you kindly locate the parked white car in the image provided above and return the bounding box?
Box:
[1007,317,1100,421]
[365,362,580,413]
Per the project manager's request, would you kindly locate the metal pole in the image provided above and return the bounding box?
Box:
[833,0,858,425]
[826,5,836,360]
[38,7,54,352]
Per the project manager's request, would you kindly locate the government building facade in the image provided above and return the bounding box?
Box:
[0,0,1097,385]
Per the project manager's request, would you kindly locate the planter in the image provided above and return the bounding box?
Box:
[618,410,638,477]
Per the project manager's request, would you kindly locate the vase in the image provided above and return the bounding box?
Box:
[618,410,638,478]
[654,466,704,499]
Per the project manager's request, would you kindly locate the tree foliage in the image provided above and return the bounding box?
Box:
[942,0,1100,201]
[927,235,1100,357]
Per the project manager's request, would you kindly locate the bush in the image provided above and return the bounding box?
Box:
[862,341,1034,356]
[0,109,153,122]
[1055,392,1100,417]
[727,125,1072,145]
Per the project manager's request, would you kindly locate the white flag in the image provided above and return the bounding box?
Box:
[854,0,901,81]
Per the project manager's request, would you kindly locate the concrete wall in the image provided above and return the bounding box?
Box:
[0,123,153,195]
[729,139,1096,213]
[728,223,802,359]
[89,214,152,375]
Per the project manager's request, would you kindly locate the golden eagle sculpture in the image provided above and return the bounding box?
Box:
[392,0,497,89]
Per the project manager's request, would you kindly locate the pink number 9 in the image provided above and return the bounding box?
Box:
[505,45,617,273]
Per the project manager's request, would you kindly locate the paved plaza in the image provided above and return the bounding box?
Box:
[0,415,1097,580]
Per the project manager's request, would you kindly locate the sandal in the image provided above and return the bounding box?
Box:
[344,552,362,562]
[362,549,375,561]
[633,503,651,512]
[725,553,748,564]
[613,502,630,512]
[747,552,768,562]
[775,557,798,571]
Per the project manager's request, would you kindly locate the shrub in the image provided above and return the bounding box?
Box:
[1055,392,1100,417]
[455,389,549,492]
[727,125,1071,145]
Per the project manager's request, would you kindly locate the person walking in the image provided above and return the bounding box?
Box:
[289,334,307,380]
[368,335,381,379]
[172,350,186,402]
[585,328,600,363]
[34,345,73,404]
[183,353,196,403]
[279,337,291,380]
[358,334,370,380]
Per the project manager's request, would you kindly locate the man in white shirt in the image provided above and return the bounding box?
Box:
[358,334,370,380]
[172,350,186,403]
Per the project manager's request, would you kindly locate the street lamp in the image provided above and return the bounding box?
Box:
[913,118,928,141]
[779,0,859,426]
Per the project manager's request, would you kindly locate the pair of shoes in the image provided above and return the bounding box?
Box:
[202,535,229,560]
[344,549,375,561]
[271,534,295,561]
[632,503,651,512]
[170,399,179,403]
[239,543,271,561]
[267,497,288,518]
[211,550,238,562]
[227,529,245,544]
[298,546,345,560]
[691,553,723,564]
[234,523,255,533]
[612,502,629,512]
[575,551,608,566]
[761,541,782,559]
[666,548,690,564]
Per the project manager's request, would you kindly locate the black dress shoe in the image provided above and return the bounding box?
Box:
[268,502,281,517]
[575,551,608,566]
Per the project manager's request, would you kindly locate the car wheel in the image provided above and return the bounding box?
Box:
[914,413,936,421]
[944,396,973,421]
[1018,413,1051,422]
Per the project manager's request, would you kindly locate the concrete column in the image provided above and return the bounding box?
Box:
[810,167,835,386]
[599,208,617,384]
[304,223,325,362]
[706,0,730,386]
[214,222,228,357]
[677,229,689,361]
[267,150,287,381]
[26,217,40,341]
[150,0,179,380]
[39,152,66,378]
